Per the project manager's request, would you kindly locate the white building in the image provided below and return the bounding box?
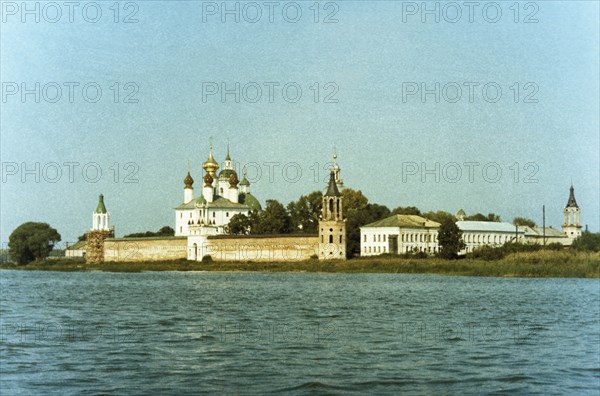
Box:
[520,226,572,246]
[457,221,524,254]
[175,145,261,237]
[360,215,441,256]
[65,240,86,258]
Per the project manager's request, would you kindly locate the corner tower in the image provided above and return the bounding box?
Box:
[319,171,346,259]
[562,184,582,239]
[87,194,114,264]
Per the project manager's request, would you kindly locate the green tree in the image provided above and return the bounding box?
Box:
[8,222,61,265]
[391,206,421,215]
[423,210,456,225]
[225,213,252,235]
[513,217,536,228]
[346,203,391,256]
[341,188,369,217]
[255,200,292,234]
[343,188,390,258]
[571,231,600,252]
[157,226,175,236]
[438,218,465,259]
[465,213,501,222]
[124,226,174,238]
[340,189,369,257]
[287,191,322,233]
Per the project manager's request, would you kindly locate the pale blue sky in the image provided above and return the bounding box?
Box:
[1,0,598,243]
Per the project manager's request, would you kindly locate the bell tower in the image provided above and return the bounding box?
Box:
[319,171,346,259]
[562,184,582,239]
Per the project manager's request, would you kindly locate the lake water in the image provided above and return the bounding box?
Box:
[1,270,598,395]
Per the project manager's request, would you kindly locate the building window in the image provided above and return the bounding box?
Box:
[329,235,333,243]
[339,235,342,243]
[180,213,182,219]
[220,188,223,194]
[383,235,386,242]
[213,212,215,218]
[364,235,367,242]
[226,212,229,217]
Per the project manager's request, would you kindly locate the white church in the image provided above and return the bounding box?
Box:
[174,145,261,237]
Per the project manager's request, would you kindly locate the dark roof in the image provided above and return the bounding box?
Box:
[218,169,237,179]
[363,215,441,229]
[66,240,86,250]
[566,185,579,208]
[176,195,249,210]
[324,171,341,197]
[95,194,107,214]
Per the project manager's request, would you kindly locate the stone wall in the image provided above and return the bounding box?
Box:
[200,235,319,262]
[104,237,187,262]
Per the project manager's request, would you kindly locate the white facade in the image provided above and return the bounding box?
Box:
[361,226,440,256]
[176,205,249,236]
[360,217,530,256]
[457,221,525,254]
[360,215,441,256]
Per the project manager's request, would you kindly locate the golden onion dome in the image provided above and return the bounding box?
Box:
[202,145,219,171]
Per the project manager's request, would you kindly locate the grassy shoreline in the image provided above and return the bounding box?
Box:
[1,251,598,278]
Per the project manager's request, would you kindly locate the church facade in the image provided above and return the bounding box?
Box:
[174,145,261,237]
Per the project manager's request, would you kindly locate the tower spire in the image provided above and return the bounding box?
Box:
[225,139,231,161]
[330,147,344,190]
[325,171,341,197]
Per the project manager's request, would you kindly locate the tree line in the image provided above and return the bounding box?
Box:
[8,190,597,264]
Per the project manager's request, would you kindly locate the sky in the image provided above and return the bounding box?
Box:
[1,0,599,244]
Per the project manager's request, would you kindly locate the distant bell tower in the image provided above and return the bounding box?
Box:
[319,171,346,260]
[92,194,110,230]
[562,184,582,239]
[88,193,114,264]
